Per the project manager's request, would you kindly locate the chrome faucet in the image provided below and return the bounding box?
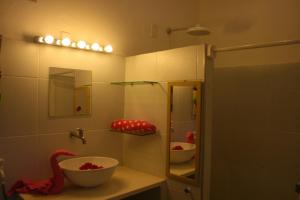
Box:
[70,128,87,144]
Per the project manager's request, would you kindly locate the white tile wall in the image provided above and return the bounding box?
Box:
[0,39,38,77]
[0,136,40,187]
[123,45,206,199]
[0,38,206,200]
[0,76,38,137]
[0,37,125,188]
[125,52,158,81]
[157,46,198,81]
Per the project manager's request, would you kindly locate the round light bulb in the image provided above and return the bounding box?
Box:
[91,43,100,51]
[38,36,44,43]
[44,35,54,44]
[104,44,113,53]
[77,40,86,49]
[71,42,76,48]
[56,40,61,45]
[61,37,71,47]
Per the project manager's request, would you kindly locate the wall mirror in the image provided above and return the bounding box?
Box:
[49,67,92,117]
[167,81,202,186]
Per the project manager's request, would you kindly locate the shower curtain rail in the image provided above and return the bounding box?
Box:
[214,39,300,52]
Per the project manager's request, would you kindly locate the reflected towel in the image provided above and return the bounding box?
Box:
[185,131,195,144]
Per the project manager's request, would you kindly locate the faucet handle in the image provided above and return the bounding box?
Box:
[77,128,84,136]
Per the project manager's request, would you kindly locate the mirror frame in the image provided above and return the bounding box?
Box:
[166,80,203,186]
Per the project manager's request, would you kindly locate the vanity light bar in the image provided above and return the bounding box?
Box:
[35,34,113,53]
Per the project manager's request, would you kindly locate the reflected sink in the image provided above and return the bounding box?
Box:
[59,156,119,187]
[170,142,196,164]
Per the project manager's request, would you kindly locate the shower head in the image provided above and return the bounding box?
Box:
[166,25,210,36]
[186,25,210,36]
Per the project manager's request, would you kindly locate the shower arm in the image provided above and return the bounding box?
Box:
[166,27,190,35]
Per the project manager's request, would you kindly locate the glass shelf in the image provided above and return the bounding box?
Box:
[110,81,158,86]
[110,130,157,136]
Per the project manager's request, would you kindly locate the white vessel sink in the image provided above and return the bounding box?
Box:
[59,156,119,187]
[170,142,196,164]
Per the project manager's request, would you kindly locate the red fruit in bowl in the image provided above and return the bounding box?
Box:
[172,145,184,150]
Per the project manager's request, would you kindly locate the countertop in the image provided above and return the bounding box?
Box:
[21,166,165,200]
[170,160,195,177]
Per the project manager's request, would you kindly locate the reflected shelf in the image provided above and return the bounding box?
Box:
[170,159,195,177]
[110,81,159,86]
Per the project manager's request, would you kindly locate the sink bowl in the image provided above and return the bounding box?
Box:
[170,142,196,164]
[59,156,119,187]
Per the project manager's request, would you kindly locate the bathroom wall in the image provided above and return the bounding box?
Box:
[123,45,206,200]
[0,37,125,188]
[0,0,199,56]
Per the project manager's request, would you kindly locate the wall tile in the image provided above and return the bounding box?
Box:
[38,45,125,82]
[0,38,38,77]
[123,83,168,177]
[124,83,167,133]
[0,136,39,188]
[157,46,197,81]
[0,76,37,137]
[92,83,124,129]
[123,135,165,177]
[125,52,158,81]
[38,79,124,134]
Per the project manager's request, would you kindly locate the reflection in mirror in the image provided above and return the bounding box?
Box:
[49,67,92,117]
[167,81,202,186]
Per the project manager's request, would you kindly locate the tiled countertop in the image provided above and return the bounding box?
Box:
[21,166,165,200]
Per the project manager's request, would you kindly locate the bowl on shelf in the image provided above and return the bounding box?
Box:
[170,142,196,164]
[59,156,119,187]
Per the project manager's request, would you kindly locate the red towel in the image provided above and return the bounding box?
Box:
[185,131,195,144]
[111,119,156,134]
[8,149,75,196]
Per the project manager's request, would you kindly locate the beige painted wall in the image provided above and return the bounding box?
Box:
[0,0,199,56]
[123,45,206,200]
[0,37,125,188]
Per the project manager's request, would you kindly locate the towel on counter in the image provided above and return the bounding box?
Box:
[111,119,156,135]
[8,149,75,196]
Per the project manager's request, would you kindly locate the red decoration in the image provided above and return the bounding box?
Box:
[8,149,75,196]
[172,145,184,150]
[79,162,103,170]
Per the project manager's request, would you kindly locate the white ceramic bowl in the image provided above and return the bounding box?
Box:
[59,156,119,187]
[170,142,196,163]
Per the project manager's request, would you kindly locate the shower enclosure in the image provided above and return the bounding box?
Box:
[210,39,300,200]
